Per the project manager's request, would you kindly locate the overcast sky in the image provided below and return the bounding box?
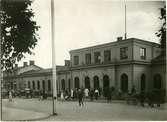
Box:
[18,0,165,68]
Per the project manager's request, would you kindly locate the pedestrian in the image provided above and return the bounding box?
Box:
[9,91,13,102]
[70,89,74,100]
[73,89,77,100]
[94,89,99,100]
[89,89,94,101]
[140,91,145,107]
[84,88,89,98]
[78,89,84,106]
[60,90,64,100]
[39,90,43,100]
[107,88,112,103]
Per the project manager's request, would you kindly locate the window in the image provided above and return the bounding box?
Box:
[61,79,65,90]
[37,81,40,90]
[104,50,111,62]
[42,80,45,90]
[74,56,79,65]
[48,80,51,91]
[68,79,71,90]
[94,52,101,63]
[120,47,128,59]
[28,81,31,88]
[85,53,91,64]
[140,48,146,59]
[32,81,35,90]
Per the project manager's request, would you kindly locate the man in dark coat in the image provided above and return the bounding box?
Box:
[78,89,84,106]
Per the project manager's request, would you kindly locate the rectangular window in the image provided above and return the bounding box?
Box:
[94,52,101,63]
[120,47,128,59]
[74,56,79,65]
[104,50,111,62]
[140,48,146,59]
[85,53,91,64]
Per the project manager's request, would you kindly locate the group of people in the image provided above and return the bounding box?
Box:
[59,88,101,106]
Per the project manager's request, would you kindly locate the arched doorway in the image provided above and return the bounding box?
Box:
[141,74,146,91]
[74,77,80,89]
[93,76,99,89]
[85,76,90,89]
[121,74,128,93]
[61,79,65,91]
[103,75,110,89]
[153,74,161,89]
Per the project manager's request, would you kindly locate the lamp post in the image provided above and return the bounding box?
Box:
[51,0,57,115]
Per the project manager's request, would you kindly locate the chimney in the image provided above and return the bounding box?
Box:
[117,37,123,41]
[65,60,70,66]
[29,60,35,65]
[15,64,18,68]
[23,62,28,67]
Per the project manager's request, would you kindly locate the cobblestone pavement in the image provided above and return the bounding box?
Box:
[2,98,167,121]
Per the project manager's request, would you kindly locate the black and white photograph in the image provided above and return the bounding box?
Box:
[0,0,166,121]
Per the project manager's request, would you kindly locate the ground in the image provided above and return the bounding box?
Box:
[2,98,167,121]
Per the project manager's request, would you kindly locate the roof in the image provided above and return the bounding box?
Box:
[70,38,160,53]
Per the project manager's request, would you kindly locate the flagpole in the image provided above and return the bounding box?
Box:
[51,0,57,115]
[124,0,127,40]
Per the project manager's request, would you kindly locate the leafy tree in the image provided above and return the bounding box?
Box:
[1,0,40,70]
[156,6,166,55]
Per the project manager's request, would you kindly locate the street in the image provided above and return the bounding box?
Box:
[2,98,167,121]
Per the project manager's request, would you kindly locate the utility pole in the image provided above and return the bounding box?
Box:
[51,0,57,115]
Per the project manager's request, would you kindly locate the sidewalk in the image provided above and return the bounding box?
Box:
[2,106,51,121]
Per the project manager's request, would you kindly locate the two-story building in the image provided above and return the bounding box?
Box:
[66,37,164,94]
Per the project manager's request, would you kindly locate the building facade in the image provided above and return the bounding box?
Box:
[2,38,166,96]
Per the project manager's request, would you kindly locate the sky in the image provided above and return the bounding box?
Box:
[18,0,165,68]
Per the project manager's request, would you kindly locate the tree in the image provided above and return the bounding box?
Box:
[156,6,166,55]
[1,0,40,70]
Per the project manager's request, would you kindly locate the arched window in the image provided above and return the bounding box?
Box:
[68,79,71,90]
[74,77,80,89]
[121,74,128,92]
[28,81,31,88]
[103,75,110,89]
[37,81,40,90]
[85,76,90,89]
[48,80,51,91]
[61,79,65,90]
[32,81,35,90]
[42,80,45,90]
[154,74,161,89]
[141,74,146,91]
[93,76,99,89]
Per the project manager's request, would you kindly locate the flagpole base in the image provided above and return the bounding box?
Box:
[53,113,58,116]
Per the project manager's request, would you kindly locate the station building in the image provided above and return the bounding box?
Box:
[2,37,166,96]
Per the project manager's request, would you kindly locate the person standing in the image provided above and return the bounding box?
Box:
[60,90,64,100]
[70,89,74,100]
[89,89,94,101]
[84,88,89,98]
[94,89,99,100]
[78,89,84,106]
[9,91,12,102]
